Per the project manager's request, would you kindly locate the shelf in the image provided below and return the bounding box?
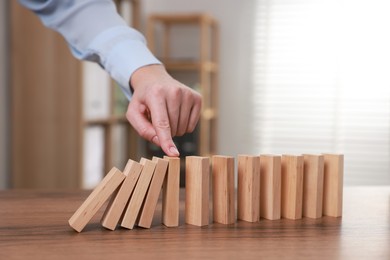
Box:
[147,12,219,156]
[202,108,217,120]
[84,116,128,126]
[149,13,217,26]
[163,60,218,72]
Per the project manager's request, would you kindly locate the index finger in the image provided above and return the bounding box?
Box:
[148,96,180,157]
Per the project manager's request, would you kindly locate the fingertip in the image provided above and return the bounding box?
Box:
[169,146,180,157]
[162,144,180,157]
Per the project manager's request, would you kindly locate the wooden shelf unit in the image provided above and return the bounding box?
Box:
[11,0,141,189]
[147,13,219,156]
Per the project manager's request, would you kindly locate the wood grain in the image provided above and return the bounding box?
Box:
[303,154,324,218]
[162,156,180,227]
[281,155,304,220]
[101,160,143,230]
[68,167,126,232]
[323,154,344,217]
[138,157,168,228]
[212,156,235,224]
[121,159,156,229]
[185,156,210,226]
[260,155,281,220]
[237,155,260,222]
[0,187,389,259]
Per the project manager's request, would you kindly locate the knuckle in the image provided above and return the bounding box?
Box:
[150,84,165,96]
[154,119,171,130]
[138,126,150,139]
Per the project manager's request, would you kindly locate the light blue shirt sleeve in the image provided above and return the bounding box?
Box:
[18,0,161,99]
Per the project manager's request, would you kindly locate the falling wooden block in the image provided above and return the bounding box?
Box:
[259,155,281,220]
[101,160,143,230]
[212,155,235,224]
[237,155,260,222]
[138,157,169,228]
[281,155,304,220]
[121,158,156,229]
[162,156,180,227]
[68,167,125,232]
[323,154,344,217]
[185,156,210,226]
[302,154,324,219]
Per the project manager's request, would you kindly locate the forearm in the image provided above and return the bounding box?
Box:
[19,0,161,99]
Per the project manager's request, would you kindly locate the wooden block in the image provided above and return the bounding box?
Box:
[121,158,156,229]
[162,156,180,227]
[323,154,344,217]
[212,155,235,224]
[185,156,210,226]
[303,154,324,219]
[138,157,169,228]
[259,155,281,220]
[237,155,260,222]
[68,167,125,232]
[281,155,304,220]
[101,160,143,230]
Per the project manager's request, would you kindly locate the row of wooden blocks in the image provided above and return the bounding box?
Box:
[68,154,343,232]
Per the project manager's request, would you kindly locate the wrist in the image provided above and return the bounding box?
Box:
[129,64,169,91]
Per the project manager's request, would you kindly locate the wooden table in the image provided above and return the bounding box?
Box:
[0,187,389,259]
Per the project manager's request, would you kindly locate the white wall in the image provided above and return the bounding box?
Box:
[0,1,9,189]
[141,0,256,157]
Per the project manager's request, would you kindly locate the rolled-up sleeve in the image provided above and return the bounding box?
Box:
[19,0,161,99]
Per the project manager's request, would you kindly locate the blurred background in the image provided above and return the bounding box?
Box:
[1,0,390,189]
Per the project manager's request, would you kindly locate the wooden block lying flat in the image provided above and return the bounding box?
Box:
[303,154,324,219]
[237,155,260,222]
[185,156,210,226]
[260,155,281,220]
[68,167,125,232]
[101,160,143,230]
[281,155,304,220]
[121,159,156,229]
[212,156,235,224]
[162,156,180,227]
[138,157,169,228]
[323,154,344,217]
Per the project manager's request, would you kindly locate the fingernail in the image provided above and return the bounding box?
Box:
[169,146,180,156]
[152,136,160,146]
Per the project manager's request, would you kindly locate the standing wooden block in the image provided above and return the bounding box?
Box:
[68,167,125,232]
[121,158,156,229]
[162,156,180,227]
[259,155,281,220]
[138,157,169,228]
[237,155,260,222]
[101,160,143,230]
[323,154,344,217]
[185,156,210,226]
[302,154,324,219]
[281,155,304,220]
[212,156,235,224]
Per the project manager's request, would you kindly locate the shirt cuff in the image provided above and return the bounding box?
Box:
[87,26,161,99]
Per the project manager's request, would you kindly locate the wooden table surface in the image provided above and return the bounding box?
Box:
[0,186,389,260]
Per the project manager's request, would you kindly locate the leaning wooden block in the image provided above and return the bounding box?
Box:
[185,156,210,226]
[101,160,143,230]
[68,167,125,232]
[212,155,235,224]
[302,154,324,219]
[162,156,180,227]
[260,155,281,220]
[121,158,156,229]
[138,157,169,228]
[281,155,304,220]
[237,155,260,222]
[323,154,344,217]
